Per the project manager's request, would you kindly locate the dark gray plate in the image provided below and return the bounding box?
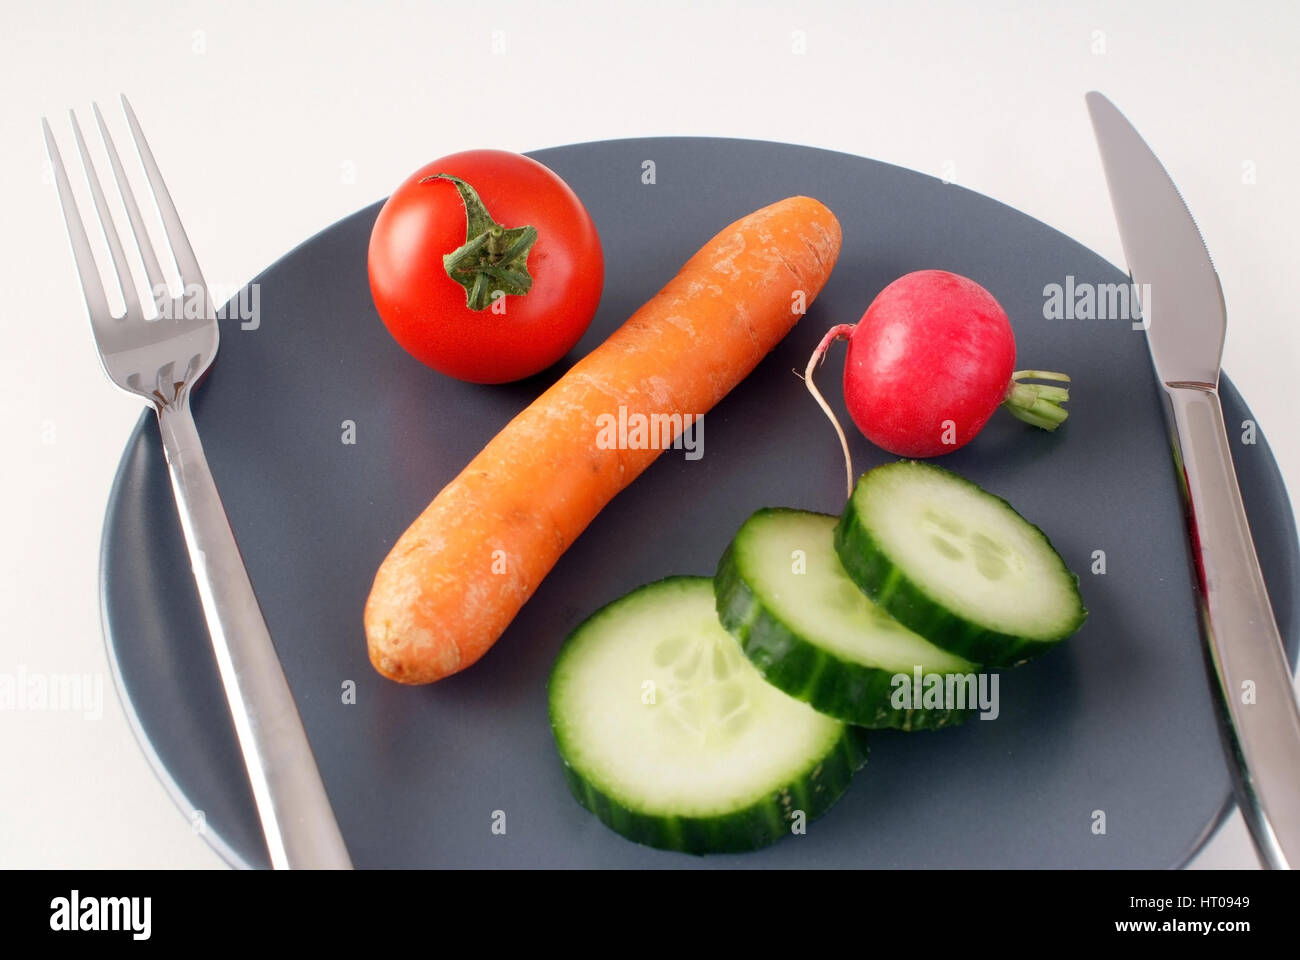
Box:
[101,137,1299,868]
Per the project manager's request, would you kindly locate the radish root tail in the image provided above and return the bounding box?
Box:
[804,324,858,501]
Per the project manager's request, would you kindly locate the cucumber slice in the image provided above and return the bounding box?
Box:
[548,577,868,854]
[716,508,979,730]
[836,460,1087,666]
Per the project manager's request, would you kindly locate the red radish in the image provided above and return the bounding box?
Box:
[805,270,1070,495]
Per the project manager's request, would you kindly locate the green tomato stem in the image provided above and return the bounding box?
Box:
[421,173,539,311]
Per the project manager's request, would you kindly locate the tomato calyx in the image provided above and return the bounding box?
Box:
[421,173,538,311]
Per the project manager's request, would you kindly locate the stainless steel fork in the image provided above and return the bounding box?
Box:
[45,96,352,869]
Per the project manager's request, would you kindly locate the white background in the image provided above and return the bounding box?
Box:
[2,0,1297,868]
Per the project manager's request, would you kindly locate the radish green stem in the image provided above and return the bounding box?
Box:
[1003,370,1072,431]
[804,324,858,500]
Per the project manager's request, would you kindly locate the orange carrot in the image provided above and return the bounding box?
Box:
[365,196,843,683]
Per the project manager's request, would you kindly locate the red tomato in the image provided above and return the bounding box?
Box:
[368,150,603,383]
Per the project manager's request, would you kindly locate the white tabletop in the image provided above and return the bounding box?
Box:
[3,0,1297,869]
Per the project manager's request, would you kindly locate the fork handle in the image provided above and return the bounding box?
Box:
[156,396,352,870]
[1165,384,1300,868]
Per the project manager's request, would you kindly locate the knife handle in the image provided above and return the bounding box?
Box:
[1165,384,1300,868]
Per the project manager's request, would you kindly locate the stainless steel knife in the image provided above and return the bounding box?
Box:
[1087,91,1300,868]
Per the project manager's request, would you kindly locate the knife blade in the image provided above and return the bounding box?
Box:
[1085,93,1227,386]
[1087,91,1300,869]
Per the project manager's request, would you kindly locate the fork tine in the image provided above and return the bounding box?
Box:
[42,117,112,323]
[93,102,168,314]
[120,95,209,304]
[69,109,140,319]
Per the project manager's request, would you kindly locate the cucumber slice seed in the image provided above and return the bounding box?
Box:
[548,577,868,854]
[836,460,1087,667]
[716,508,979,730]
